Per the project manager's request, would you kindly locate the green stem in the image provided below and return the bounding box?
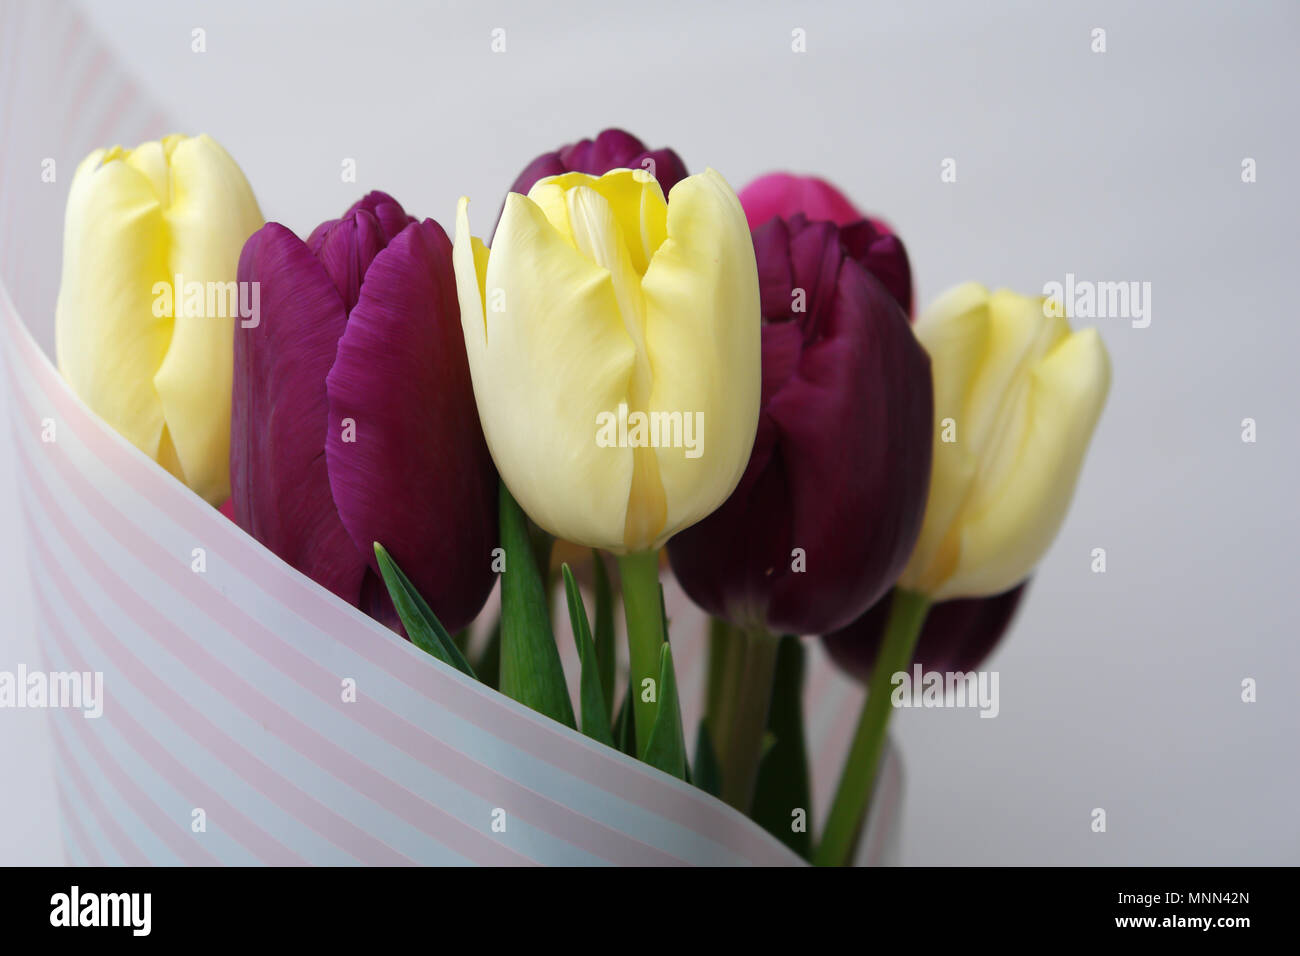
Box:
[530,526,556,615]
[591,551,617,717]
[716,627,781,813]
[814,588,930,867]
[705,616,738,732]
[617,550,665,759]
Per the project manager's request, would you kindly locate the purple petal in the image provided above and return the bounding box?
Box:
[668,218,933,635]
[738,173,865,230]
[840,222,913,316]
[231,223,367,603]
[633,147,689,194]
[760,264,932,633]
[741,176,913,315]
[784,216,847,341]
[507,153,570,198]
[324,219,498,632]
[823,582,1030,681]
[751,216,795,319]
[509,128,689,198]
[306,192,415,312]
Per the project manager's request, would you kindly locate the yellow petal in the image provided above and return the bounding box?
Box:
[936,326,1111,599]
[122,139,172,203]
[561,183,664,548]
[641,168,761,547]
[152,134,263,503]
[453,197,491,352]
[56,149,171,463]
[56,135,261,505]
[454,194,639,552]
[527,168,668,275]
[900,283,991,593]
[962,289,1070,464]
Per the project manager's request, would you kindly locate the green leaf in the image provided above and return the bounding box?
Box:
[374,543,475,679]
[562,564,615,747]
[590,550,616,716]
[642,643,687,780]
[751,635,812,859]
[692,719,722,798]
[497,481,576,728]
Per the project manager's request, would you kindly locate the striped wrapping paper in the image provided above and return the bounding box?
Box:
[0,0,900,866]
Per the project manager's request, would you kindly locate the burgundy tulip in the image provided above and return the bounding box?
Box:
[667,213,933,636]
[823,582,1029,680]
[738,173,913,315]
[231,191,498,632]
[506,128,689,200]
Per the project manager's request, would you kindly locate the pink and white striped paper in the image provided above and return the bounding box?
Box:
[0,0,899,866]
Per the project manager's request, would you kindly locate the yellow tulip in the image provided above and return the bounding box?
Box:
[56,133,263,504]
[453,167,761,554]
[898,283,1111,601]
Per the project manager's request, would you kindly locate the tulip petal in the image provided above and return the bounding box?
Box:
[306,191,414,312]
[738,172,865,231]
[325,219,498,632]
[231,223,366,603]
[507,152,569,199]
[561,129,649,174]
[57,149,172,466]
[824,581,1028,680]
[938,327,1111,599]
[152,134,264,503]
[527,169,669,276]
[642,168,762,547]
[559,128,689,195]
[666,409,792,629]
[839,221,913,316]
[750,216,796,318]
[454,196,638,552]
[508,130,688,217]
[763,265,932,632]
[962,289,1070,464]
[901,283,992,593]
[922,580,1027,672]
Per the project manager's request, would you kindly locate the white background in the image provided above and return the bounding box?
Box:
[2,0,1297,865]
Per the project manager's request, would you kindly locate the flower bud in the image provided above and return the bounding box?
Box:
[898,284,1111,600]
[232,192,498,631]
[56,133,263,503]
[823,582,1028,680]
[508,128,688,199]
[667,213,932,635]
[739,172,912,316]
[454,168,761,554]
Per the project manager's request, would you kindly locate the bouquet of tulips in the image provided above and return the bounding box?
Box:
[53,128,1110,865]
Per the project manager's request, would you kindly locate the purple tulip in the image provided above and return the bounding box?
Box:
[507,128,689,199]
[823,582,1029,680]
[666,212,933,636]
[231,192,498,632]
[738,173,913,316]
